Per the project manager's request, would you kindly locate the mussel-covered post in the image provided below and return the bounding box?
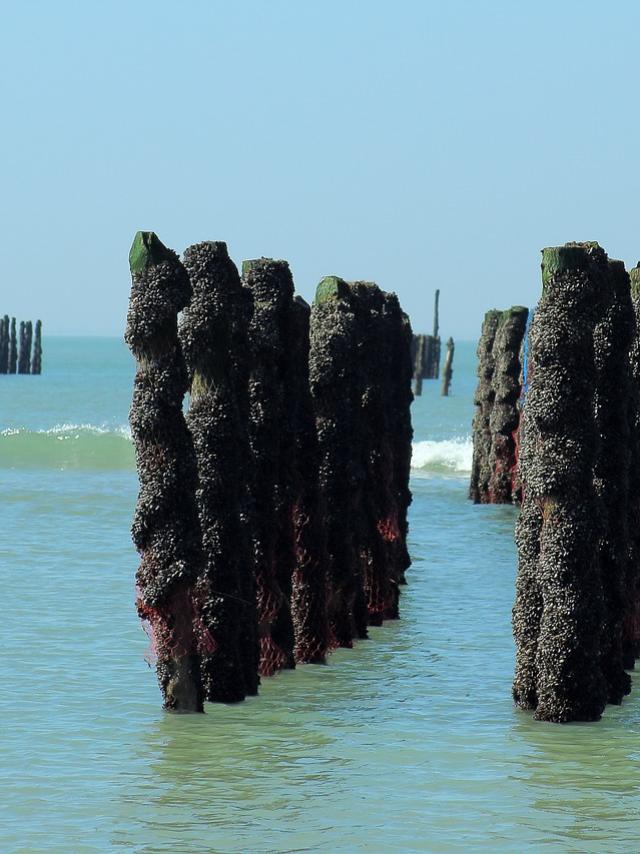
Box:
[592,259,634,702]
[18,321,28,374]
[350,282,399,623]
[287,295,330,663]
[309,276,369,646]
[469,309,501,503]
[513,243,608,722]
[441,336,454,396]
[9,318,17,374]
[180,241,259,702]
[25,321,33,373]
[31,320,42,375]
[0,315,8,373]
[243,258,296,677]
[125,231,204,712]
[487,306,528,503]
[625,264,640,665]
[388,298,414,589]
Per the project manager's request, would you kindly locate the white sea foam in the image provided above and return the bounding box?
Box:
[411,437,472,475]
[1,423,132,440]
[43,422,132,439]
[1,423,472,477]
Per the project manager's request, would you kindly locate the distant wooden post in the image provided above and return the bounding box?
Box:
[25,321,33,374]
[9,318,17,373]
[414,334,425,395]
[423,334,434,378]
[17,321,27,374]
[0,315,8,373]
[433,290,441,378]
[441,337,454,396]
[31,320,42,374]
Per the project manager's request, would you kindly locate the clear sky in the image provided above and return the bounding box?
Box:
[1,0,639,338]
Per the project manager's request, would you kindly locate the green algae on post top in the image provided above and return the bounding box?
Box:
[241,258,271,277]
[314,275,350,305]
[540,242,601,289]
[503,306,528,322]
[129,231,174,275]
[630,264,640,297]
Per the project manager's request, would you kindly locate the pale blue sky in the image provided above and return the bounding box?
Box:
[1,0,639,337]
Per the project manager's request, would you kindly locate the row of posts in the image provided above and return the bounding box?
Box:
[0,316,42,374]
[470,242,640,722]
[411,290,455,396]
[126,233,414,712]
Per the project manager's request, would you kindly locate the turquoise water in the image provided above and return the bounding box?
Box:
[2,338,640,853]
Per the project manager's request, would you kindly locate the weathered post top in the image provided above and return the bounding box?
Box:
[314,275,351,305]
[129,231,176,275]
[541,242,605,290]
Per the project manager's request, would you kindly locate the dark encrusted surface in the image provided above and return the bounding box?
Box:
[243,258,296,676]
[180,241,259,702]
[18,320,32,374]
[441,337,454,396]
[383,291,414,592]
[309,277,368,646]
[0,315,9,373]
[513,242,608,723]
[470,309,501,503]
[287,296,330,663]
[9,317,17,374]
[125,231,204,713]
[487,306,528,503]
[592,259,633,703]
[625,264,640,666]
[350,281,397,624]
[31,319,42,374]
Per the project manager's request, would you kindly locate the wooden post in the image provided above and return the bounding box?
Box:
[625,264,640,666]
[24,321,32,374]
[30,320,42,374]
[433,289,440,339]
[9,318,17,373]
[309,276,369,646]
[0,315,8,373]
[469,310,501,503]
[487,307,528,503]
[513,242,609,722]
[179,241,259,702]
[17,321,26,373]
[593,258,633,704]
[288,295,330,664]
[414,334,425,395]
[441,337,454,396]
[125,231,205,713]
[242,258,297,677]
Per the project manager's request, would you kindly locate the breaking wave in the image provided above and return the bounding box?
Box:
[411,437,472,476]
[0,424,134,470]
[0,422,473,477]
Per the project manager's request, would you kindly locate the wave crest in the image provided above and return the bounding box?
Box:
[411,437,472,475]
[1,423,473,477]
[0,424,134,470]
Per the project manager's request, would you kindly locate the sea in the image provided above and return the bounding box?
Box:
[2,337,640,853]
